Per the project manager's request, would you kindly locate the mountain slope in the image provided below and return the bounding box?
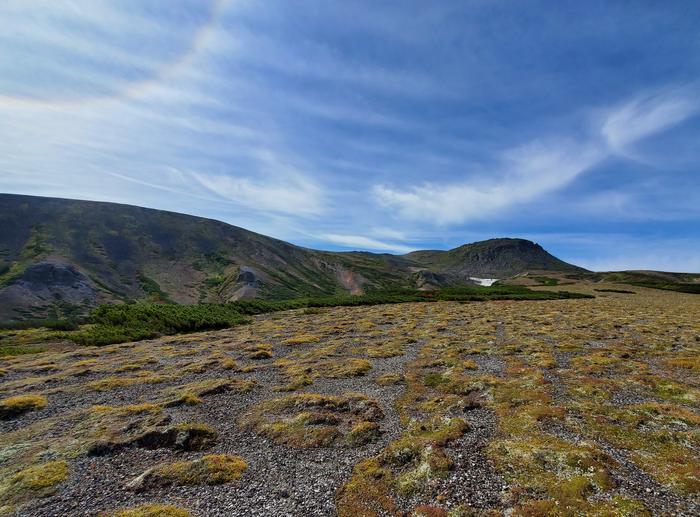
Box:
[0,193,586,322]
[406,238,584,278]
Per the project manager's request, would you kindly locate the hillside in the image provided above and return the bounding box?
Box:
[405,238,584,280]
[0,194,587,322]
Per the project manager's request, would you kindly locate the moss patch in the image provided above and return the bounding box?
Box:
[239,393,384,449]
[106,505,194,517]
[0,461,68,508]
[0,394,47,419]
[127,454,246,491]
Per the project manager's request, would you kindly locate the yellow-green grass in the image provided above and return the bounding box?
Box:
[0,394,47,418]
[133,454,246,489]
[105,505,194,517]
[0,461,68,508]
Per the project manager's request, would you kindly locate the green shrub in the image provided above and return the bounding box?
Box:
[0,346,46,357]
[63,286,592,347]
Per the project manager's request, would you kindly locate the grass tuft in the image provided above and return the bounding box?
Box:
[0,394,47,419]
[106,505,193,517]
[0,461,68,507]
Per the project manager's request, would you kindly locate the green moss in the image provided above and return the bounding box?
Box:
[107,505,193,517]
[548,476,593,514]
[181,394,201,406]
[277,352,373,378]
[366,342,405,358]
[242,343,274,359]
[0,461,68,506]
[611,496,651,516]
[335,458,398,517]
[373,417,469,496]
[247,349,273,359]
[168,423,218,452]
[160,378,258,406]
[219,357,238,370]
[139,454,246,488]
[239,393,384,449]
[0,346,46,357]
[271,374,313,392]
[424,373,449,388]
[346,421,381,445]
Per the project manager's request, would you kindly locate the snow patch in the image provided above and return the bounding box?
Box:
[470,277,499,287]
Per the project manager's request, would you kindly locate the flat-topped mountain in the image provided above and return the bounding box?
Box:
[406,238,583,279]
[0,193,586,322]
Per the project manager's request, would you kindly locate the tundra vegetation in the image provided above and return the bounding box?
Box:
[0,283,698,516]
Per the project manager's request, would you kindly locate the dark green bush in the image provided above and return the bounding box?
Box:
[64,286,592,347]
[0,346,46,357]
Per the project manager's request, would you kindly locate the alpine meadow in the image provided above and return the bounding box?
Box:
[2,1,700,516]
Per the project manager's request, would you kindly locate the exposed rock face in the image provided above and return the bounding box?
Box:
[328,265,370,295]
[12,261,97,303]
[18,262,88,288]
[0,260,99,321]
[412,270,458,290]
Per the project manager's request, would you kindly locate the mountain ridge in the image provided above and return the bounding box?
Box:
[0,193,587,322]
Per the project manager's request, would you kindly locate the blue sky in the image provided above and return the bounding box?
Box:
[1,1,700,272]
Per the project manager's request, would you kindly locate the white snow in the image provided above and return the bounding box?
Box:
[469,277,499,287]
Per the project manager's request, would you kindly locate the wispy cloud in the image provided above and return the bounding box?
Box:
[371,227,408,241]
[374,86,700,226]
[374,138,604,225]
[1,1,699,272]
[193,172,324,218]
[320,234,416,254]
[0,0,222,105]
[601,84,700,160]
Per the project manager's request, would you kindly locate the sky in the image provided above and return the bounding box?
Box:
[1,0,700,272]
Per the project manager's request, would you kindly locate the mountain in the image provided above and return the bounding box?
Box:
[405,238,583,278]
[0,193,586,322]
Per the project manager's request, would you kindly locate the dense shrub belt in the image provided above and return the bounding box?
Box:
[47,286,592,346]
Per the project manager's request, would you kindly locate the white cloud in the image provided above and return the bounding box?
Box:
[192,160,324,217]
[601,84,700,159]
[375,85,700,226]
[0,0,222,105]
[321,234,416,254]
[374,138,603,225]
[371,227,407,240]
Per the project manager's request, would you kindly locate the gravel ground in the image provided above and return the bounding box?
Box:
[543,422,700,517]
[3,295,700,517]
[7,334,511,517]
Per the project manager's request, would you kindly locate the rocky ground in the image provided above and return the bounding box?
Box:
[1,283,699,516]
